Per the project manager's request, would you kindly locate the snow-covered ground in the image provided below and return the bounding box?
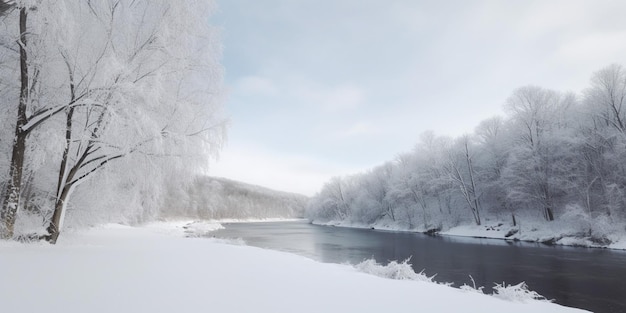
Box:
[0,221,588,313]
[441,220,626,250]
[313,218,626,250]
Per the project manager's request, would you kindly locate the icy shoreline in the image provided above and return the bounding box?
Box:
[0,221,587,313]
[311,219,626,250]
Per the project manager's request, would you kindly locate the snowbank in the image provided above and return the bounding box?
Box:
[313,218,626,250]
[442,220,626,250]
[0,223,587,313]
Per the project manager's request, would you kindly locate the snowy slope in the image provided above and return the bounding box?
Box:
[0,223,587,313]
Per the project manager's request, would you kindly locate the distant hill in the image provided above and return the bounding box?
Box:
[162,176,308,220]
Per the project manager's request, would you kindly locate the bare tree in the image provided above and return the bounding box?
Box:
[443,135,482,225]
[1,1,226,241]
[44,1,226,243]
[585,64,626,133]
[1,5,32,238]
[390,153,433,229]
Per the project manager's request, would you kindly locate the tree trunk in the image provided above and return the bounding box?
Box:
[45,82,76,244]
[0,132,27,238]
[46,183,72,244]
[545,206,554,221]
[45,202,62,244]
[410,189,428,229]
[0,8,29,239]
[543,189,555,221]
[464,140,482,226]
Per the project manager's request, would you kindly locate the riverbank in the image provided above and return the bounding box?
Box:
[0,221,586,313]
[311,218,626,250]
[442,221,626,250]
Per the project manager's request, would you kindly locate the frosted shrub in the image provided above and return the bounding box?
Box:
[460,275,485,294]
[354,258,434,282]
[589,214,617,242]
[560,205,592,235]
[460,284,485,294]
[560,205,614,245]
[493,282,550,302]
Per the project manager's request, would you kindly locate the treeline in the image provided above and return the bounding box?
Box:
[307,64,626,238]
[162,176,308,220]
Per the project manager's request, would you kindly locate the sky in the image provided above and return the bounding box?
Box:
[209,0,626,196]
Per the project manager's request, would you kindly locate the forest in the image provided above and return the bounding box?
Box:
[0,1,227,242]
[162,176,307,220]
[307,64,626,245]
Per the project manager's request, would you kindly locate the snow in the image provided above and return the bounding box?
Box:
[608,238,626,250]
[0,222,588,313]
[441,220,626,250]
[354,259,437,283]
[314,218,626,250]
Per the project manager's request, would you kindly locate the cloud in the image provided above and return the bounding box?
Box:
[338,121,381,138]
[322,84,364,112]
[554,31,626,64]
[236,75,278,96]
[234,72,365,112]
[284,80,365,112]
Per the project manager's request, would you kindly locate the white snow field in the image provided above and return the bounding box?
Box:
[0,222,588,313]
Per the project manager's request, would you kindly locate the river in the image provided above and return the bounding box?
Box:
[211,220,626,313]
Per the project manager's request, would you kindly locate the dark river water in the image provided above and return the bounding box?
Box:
[211,220,626,313]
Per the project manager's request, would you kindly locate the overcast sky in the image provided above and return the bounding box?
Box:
[209,0,626,196]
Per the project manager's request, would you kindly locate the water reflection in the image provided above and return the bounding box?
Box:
[211,221,626,313]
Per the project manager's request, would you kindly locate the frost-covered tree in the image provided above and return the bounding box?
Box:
[585,64,626,133]
[502,86,575,221]
[504,86,562,149]
[361,163,395,223]
[306,175,359,222]
[502,131,582,221]
[442,135,483,225]
[581,64,626,219]
[414,132,455,217]
[473,116,514,222]
[0,0,226,242]
[388,153,432,230]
